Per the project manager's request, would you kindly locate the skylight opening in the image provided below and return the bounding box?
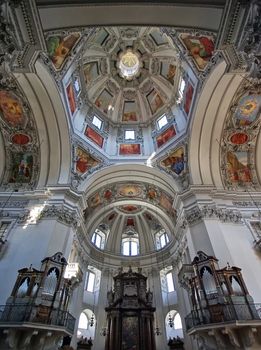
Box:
[157,114,168,130]
[74,78,80,94]
[177,77,186,103]
[92,115,102,129]
[125,130,135,140]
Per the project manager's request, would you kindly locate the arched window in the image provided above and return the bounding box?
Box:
[78,312,88,329]
[85,271,96,292]
[165,310,184,340]
[91,225,108,249]
[122,237,139,256]
[77,309,96,340]
[174,313,182,329]
[155,228,169,250]
[166,272,175,292]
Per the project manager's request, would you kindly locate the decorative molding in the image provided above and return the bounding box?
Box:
[220,80,261,190]
[232,201,261,207]
[37,205,79,228]
[201,205,242,223]
[0,72,40,190]
[0,200,29,208]
[184,205,243,225]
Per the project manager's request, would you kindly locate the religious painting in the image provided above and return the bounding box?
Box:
[119,143,141,155]
[161,147,185,175]
[229,132,249,145]
[107,212,117,222]
[95,89,113,115]
[75,147,100,175]
[89,192,102,208]
[85,126,104,148]
[103,189,113,201]
[94,28,109,45]
[0,90,25,127]
[66,83,76,115]
[160,62,176,85]
[11,133,30,145]
[120,205,140,213]
[9,153,33,183]
[147,186,158,200]
[118,184,142,197]
[234,94,261,126]
[184,81,194,116]
[159,193,173,213]
[126,217,135,226]
[122,101,138,122]
[47,33,80,70]
[147,89,164,115]
[226,151,252,183]
[180,34,215,70]
[83,61,99,84]
[156,125,176,148]
[122,316,139,350]
[150,29,167,46]
[145,212,153,221]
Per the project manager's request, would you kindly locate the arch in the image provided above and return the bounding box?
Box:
[189,60,244,187]
[165,310,184,341]
[80,163,179,194]
[14,59,71,187]
[77,309,96,341]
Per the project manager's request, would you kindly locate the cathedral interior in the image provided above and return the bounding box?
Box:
[0,1,261,349]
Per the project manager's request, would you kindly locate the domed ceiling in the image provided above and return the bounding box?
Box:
[82,27,179,125]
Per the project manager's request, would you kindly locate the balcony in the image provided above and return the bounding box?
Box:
[185,303,261,332]
[0,304,76,334]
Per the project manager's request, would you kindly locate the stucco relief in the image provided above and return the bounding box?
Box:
[0,73,40,190]
[221,80,261,189]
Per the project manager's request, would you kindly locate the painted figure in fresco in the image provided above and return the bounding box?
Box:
[182,35,214,70]
[167,64,176,84]
[0,90,24,127]
[235,94,261,126]
[84,62,99,84]
[104,189,113,201]
[184,83,194,115]
[151,93,164,114]
[9,154,33,183]
[76,148,99,174]
[47,33,80,70]
[227,151,251,183]
[147,187,157,200]
[66,83,76,115]
[161,148,185,175]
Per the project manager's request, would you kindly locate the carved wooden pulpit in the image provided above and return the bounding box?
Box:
[105,267,156,350]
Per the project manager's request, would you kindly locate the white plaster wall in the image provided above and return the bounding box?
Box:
[0,219,75,304]
[219,222,261,303]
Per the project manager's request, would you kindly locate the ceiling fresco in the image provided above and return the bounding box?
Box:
[221,82,261,189]
[0,75,40,189]
[87,182,176,218]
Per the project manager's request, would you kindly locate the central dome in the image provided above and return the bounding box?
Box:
[118,49,141,80]
[81,27,179,125]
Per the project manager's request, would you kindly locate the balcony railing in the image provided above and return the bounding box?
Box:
[0,304,75,334]
[185,303,261,331]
